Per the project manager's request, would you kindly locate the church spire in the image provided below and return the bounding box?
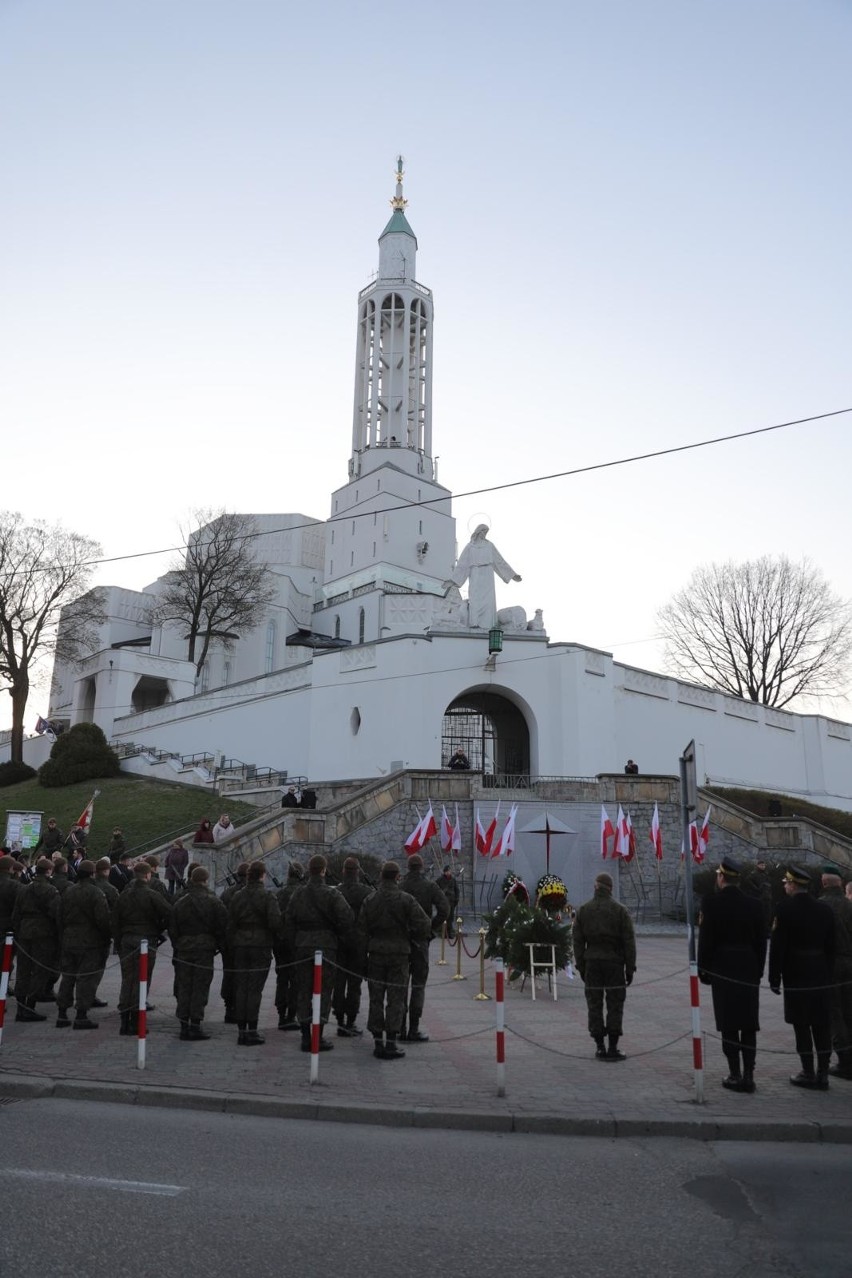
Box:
[379,155,417,257]
[391,155,407,210]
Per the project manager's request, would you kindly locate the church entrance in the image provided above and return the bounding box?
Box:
[442,691,530,782]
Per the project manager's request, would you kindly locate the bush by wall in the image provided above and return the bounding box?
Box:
[38,722,121,789]
[0,760,37,788]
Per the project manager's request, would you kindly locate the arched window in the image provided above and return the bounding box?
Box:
[358,608,365,644]
[265,620,276,674]
[334,616,341,640]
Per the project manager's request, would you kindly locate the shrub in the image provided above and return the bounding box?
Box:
[38,722,121,789]
[0,760,37,788]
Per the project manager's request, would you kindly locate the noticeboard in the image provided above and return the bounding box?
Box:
[4,811,44,851]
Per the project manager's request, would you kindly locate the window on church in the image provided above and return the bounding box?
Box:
[265,620,276,674]
[358,608,365,644]
[334,616,341,639]
[199,663,210,693]
[223,661,231,686]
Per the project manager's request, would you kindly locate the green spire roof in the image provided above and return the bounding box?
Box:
[379,208,417,243]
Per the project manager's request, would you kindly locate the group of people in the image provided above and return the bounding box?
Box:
[697,859,852,1092]
[0,841,462,1061]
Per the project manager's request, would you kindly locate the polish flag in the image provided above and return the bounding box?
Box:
[649,803,663,860]
[75,791,100,836]
[688,820,702,864]
[440,805,453,854]
[698,806,711,861]
[491,804,518,858]
[451,804,462,854]
[482,802,501,858]
[613,805,627,859]
[600,805,615,859]
[475,808,489,856]
[624,811,636,863]
[404,802,437,855]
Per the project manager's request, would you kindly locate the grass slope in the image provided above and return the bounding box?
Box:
[706,786,852,842]
[1,776,263,857]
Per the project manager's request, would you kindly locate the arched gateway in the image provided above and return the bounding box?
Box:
[441,690,531,781]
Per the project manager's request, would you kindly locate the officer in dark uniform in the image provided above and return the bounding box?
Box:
[359,861,431,1060]
[400,854,449,1041]
[111,861,172,1035]
[698,857,767,1092]
[226,862,280,1046]
[285,854,354,1053]
[332,857,372,1037]
[274,862,305,1031]
[769,865,836,1090]
[436,865,460,937]
[818,868,852,1080]
[169,866,228,1040]
[12,858,60,1020]
[56,860,112,1029]
[573,871,637,1061]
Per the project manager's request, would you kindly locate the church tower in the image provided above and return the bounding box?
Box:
[319,160,456,642]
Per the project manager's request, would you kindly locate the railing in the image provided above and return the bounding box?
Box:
[481,773,598,789]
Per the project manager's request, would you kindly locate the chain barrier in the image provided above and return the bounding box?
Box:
[506,1023,694,1061]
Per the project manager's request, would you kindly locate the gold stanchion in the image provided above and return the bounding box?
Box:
[437,920,448,966]
[474,926,490,1000]
[452,917,466,980]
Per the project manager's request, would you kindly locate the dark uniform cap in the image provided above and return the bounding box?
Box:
[595,872,613,891]
[784,865,811,886]
[76,860,95,877]
[717,857,741,878]
[407,854,423,870]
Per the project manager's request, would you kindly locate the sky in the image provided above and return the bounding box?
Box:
[2,0,851,730]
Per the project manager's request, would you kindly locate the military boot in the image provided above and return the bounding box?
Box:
[406,1018,429,1043]
[382,1036,406,1060]
[299,1022,312,1052]
[740,1067,756,1094]
[179,1021,193,1041]
[790,1055,817,1088]
[606,1034,626,1062]
[16,998,46,1023]
[55,1008,72,1028]
[119,1011,133,1036]
[188,1021,211,1041]
[594,1037,607,1060]
[73,1011,98,1030]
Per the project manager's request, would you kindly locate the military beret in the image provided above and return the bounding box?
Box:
[595,872,614,891]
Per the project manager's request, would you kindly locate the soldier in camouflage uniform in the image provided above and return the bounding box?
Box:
[285,854,354,1052]
[359,861,431,1060]
[219,862,248,1023]
[169,866,228,1040]
[274,862,305,1031]
[573,871,637,1062]
[227,861,280,1046]
[12,858,60,1021]
[332,857,372,1037]
[111,862,172,1034]
[56,860,112,1029]
[400,854,449,1041]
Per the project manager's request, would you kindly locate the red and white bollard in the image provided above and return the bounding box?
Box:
[0,932,13,1049]
[310,949,323,1084]
[137,940,149,1070]
[495,957,506,1097]
[689,959,704,1103]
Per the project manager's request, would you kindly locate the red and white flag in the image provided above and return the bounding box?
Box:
[440,805,453,854]
[75,791,99,836]
[649,803,663,860]
[624,811,636,863]
[475,808,489,856]
[451,803,462,854]
[491,804,518,858]
[404,802,437,856]
[698,806,711,861]
[613,805,627,859]
[478,802,500,858]
[600,805,615,859]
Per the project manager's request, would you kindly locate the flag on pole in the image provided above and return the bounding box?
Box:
[613,805,627,859]
[698,806,711,861]
[481,802,501,858]
[475,807,489,856]
[75,790,100,836]
[688,820,702,864]
[624,811,636,863]
[404,802,437,855]
[650,802,663,860]
[600,805,615,859]
[491,803,518,858]
[451,803,462,854]
[440,805,453,854]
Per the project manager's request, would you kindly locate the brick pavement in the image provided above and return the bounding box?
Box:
[1,932,850,1140]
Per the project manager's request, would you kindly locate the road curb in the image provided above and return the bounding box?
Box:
[2,1073,852,1143]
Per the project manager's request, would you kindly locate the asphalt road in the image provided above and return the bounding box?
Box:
[0,1100,849,1278]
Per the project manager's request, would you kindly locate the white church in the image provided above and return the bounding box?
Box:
[41,163,852,813]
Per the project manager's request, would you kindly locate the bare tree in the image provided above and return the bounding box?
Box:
[153,510,277,678]
[0,515,106,763]
[658,556,852,709]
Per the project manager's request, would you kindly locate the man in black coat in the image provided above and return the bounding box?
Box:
[769,865,836,1090]
[818,868,852,1080]
[698,857,767,1093]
